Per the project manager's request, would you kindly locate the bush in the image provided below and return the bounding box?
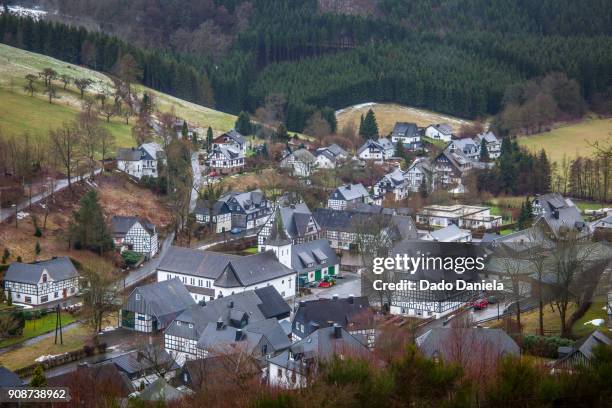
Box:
[34,227,42,237]
[122,250,142,266]
[522,335,575,358]
[83,345,95,356]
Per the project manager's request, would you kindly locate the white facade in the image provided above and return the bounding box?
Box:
[425,125,453,142]
[115,221,159,258]
[268,361,306,389]
[195,212,232,233]
[117,157,158,179]
[314,154,335,169]
[4,274,78,306]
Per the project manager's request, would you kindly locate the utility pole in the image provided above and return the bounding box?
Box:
[54,304,63,345]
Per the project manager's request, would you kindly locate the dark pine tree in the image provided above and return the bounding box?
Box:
[359,109,379,140]
[69,191,114,254]
[479,138,489,162]
[235,111,253,135]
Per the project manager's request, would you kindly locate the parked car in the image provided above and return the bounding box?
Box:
[230,227,242,234]
[473,298,489,310]
[318,281,332,288]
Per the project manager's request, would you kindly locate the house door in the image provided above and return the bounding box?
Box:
[62,288,67,298]
[315,269,322,281]
[328,265,335,275]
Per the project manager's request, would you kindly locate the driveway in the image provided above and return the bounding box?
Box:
[296,272,361,303]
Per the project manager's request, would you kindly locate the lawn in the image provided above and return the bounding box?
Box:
[243,246,259,254]
[571,301,608,338]
[573,199,607,212]
[511,303,578,336]
[336,102,472,136]
[517,117,612,164]
[0,324,90,371]
[0,312,79,348]
[0,88,133,147]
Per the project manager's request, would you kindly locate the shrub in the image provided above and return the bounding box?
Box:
[83,345,95,356]
[122,250,142,266]
[522,335,574,358]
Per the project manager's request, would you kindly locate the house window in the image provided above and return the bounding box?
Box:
[25,297,32,303]
[42,274,47,283]
[135,294,141,301]
[54,292,59,298]
[41,295,48,303]
[277,368,282,377]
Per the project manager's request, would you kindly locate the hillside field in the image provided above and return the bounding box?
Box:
[518,117,612,163]
[335,102,473,136]
[0,43,237,142]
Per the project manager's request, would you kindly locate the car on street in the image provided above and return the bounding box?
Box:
[318,281,332,288]
[472,298,489,310]
[230,227,242,234]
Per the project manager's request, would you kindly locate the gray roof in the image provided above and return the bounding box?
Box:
[294,296,372,337]
[210,144,243,160]
[331,183,370,201]
[116,148,142,161]
[313,208,417,240]
[112,215,156,236]
[277,203,318,240]
[158,246,239,279]
[214,251,295,288]
[427,224,470,241]
[217,129,246,146]
[391,122,418,138]
[0,366,22,387]
[416,328,520,359]
[220,189,267,214]
[289,148,317,164]
[290,239,338,274]
[5,257,78,284]
[125,279,195,327]
[476,131,498,143]
[266,210,292,246]
[111,348,178,376]
[140,378,185,402]
[357,138,394,155]
[535,206,587,239]
[430,123,453,135]
[326,144,348,157]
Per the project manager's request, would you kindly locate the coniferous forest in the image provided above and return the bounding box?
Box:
[2,0,610,132]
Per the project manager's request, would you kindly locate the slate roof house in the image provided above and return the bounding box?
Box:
[448,138,481,161]
[121,278,196,332]
[292,296,375,346]
[552,331,611,371]
[314,144,349,169]
[425,124,454,142]
[405,157,434,193]
[390,122,421,150]
[531,193,589,240]
[181,355,261,392]
[3,257,79,306]
[422,224,472,242]
[156,246,296,301]
[117,142,164,179]
[373,167,410,201]
[206,144,245,175]
[0,366,22,387]
[164,287,291,364]
[112,215,159,258]
[193,198,232,233]
[327,183,371,210]
[357,138,395,161]
[267,325,369,389]
[289,239,340,286]
[218,189,273,230]
[258,202,321,249]
[433,147,471,187]
[212,129,247,154]
[416,327,520,361]
[110,347,180,386]
[475,131,501,159]
[280,148,318,177]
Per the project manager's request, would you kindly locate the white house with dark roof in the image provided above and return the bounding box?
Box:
[448,138,481,161]
[373,167,409,201]
[193,199,232,233]
[220,189,272,230]
[156,246,296,301]
[206,144,245,175]
[258,202,320,250]
[314,144,349,169]
[356,138,394,161]
[280,148,317,177]
[390,122,421,149]
[164,287,291,364]
[111,215,159,258]
[117,143,164,179]
[405,157,434,192]
[475,131,501,159]
[416,327,520,360]
[421,224,472,242]
[3,257,79,305]
[327,183,371,210]
[425,124,453,142]
[120,278,195,332]
[531,193,588,240]
[211,129,247,154]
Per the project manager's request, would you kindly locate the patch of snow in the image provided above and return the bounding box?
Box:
[584,318,605,326]
[3,6,47,20]
[101,326,116,333]
[35,352,68,363]
[17,211,29,220]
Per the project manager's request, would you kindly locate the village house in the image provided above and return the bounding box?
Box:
[405,157,434,192]
[267,325,369,389]
[416,327,520,360]
[280,148,317,177]
[205,144,245,175]
[422,224,472,242]
[258,202,320,249]
[173,119,197,140]
[314,144,349,169]
[110,347,180,390]
[448,138,481,161]
[356,138,395,161]
[389,241,482,318]
[531,193,589,240]
[3,257,79,306]
[424,123,454,142]
[211,129,247,154]
[390,122,421,150]
[193,199,232,233]
[474,131,501,159]
[327,183,371,210]
[432,148,472,187]
[156,246,296,301]
[292,296,375,346]
[117,142,164,179]
[111,215,159,258]
[163,287,291,364]
[373,167,410,201]
[218,189,272,230]
[180,355,261,392]
[120,278,195,333]
[552,331,611,372]
[416,204,502,230]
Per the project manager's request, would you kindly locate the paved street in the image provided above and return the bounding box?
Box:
[189,152,202,213]
[121,232,175,289]
[296,272,361,303]
[0,170,101,223]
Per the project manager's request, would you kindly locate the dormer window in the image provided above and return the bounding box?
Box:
[42,273,47,283]
[135,294,141,301]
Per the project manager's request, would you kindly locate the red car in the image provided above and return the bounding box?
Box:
[473,298,489,310]
[318,281,332,288]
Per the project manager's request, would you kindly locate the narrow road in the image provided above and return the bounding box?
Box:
[121,232,175,289]
[190,151,202,213]
[0,170,101,223]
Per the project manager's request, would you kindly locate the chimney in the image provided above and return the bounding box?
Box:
[229,301,234,309]
[333,323,342,339]
[553,210,559,219]
[346,184,351,190]
[216,318,223,330]
[348,295,354,304]
[332,294,339,301]
[235,328,243,342]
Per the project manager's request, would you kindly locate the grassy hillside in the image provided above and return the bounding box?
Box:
[518,117,612,163]
[0,43,236,144]
[336,102,473,136]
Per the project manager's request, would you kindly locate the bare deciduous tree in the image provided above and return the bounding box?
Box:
[49,122,81,191]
